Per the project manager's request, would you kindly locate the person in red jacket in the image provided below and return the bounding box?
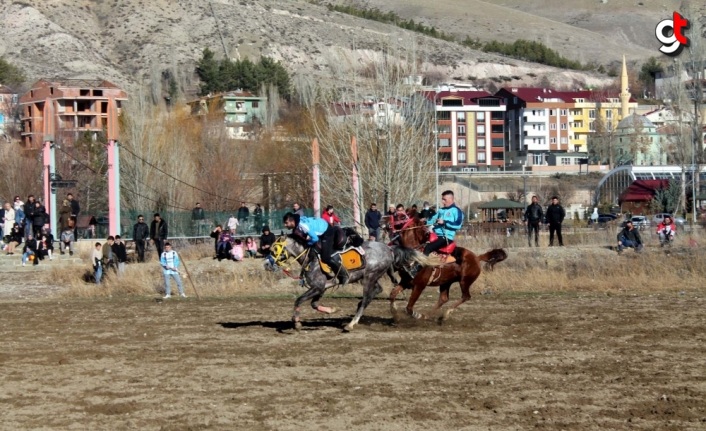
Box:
[322,205,341,226]
[656,215,676,246]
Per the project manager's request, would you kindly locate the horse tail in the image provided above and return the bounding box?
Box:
[391,245,436,268]
[477,248,508,271]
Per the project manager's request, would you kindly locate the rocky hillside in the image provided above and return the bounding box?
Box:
[0,0,675,97]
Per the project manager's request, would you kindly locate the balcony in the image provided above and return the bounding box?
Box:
[523,127,546,137]
[523,112,545,123]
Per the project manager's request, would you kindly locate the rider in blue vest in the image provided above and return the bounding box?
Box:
[283,212,349,286]
[424,190,464,255]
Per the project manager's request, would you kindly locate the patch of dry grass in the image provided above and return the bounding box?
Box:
[41,228,706,298]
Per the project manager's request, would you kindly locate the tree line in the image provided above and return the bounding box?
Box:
[195,48,291,100]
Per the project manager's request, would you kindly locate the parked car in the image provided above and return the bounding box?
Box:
[630,215,650,228]
[598,213,619,220]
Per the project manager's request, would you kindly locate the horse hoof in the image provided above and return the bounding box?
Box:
[343,324,353,332]
[439,309,453,323]
[294,321,302,331]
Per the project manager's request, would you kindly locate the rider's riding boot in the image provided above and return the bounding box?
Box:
[329,259,349,286]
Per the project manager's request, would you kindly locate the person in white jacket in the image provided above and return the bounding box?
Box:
[160,242,186,298]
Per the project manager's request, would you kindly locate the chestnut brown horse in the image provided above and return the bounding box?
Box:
[389,216,508,321]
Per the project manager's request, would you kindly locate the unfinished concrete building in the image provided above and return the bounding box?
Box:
[19,79,127,148]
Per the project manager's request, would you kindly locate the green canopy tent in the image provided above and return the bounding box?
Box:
[477,198,525,222]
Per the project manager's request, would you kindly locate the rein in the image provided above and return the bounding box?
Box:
[272,238,310,280]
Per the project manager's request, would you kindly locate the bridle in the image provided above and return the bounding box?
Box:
[271,237,311,280]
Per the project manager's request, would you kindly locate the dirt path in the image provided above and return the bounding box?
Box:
[1,290,705,430]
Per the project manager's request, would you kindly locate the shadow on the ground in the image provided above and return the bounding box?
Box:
[218,315,395,333]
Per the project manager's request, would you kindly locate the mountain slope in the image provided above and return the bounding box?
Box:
[0,0,629,96]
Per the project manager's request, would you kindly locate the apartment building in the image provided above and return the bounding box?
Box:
[187,90,267,139]
[496,87,573,168]
[422,87,506,171]
[19,79,127,148]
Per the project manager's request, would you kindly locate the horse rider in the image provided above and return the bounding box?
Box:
[283,212,349,286]
[424,190,464,256]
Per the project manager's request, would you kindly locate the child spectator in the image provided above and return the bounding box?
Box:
[92,242,103,284]
[231,238,244,261]
[245,236,257,258]
[22,234,39,267]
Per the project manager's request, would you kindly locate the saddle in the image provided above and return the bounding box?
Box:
[427,232,457,264]
[319,246,366,274]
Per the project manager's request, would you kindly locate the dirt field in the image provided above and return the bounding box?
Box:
[1,267,705,430]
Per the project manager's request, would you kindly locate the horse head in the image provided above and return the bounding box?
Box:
[397,216,428,249]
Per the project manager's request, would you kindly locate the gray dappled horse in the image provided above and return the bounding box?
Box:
[275,236,429,332]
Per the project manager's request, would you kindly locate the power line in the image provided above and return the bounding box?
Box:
[120,143,243,204]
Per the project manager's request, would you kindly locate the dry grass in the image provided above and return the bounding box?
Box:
[40,227,706,299]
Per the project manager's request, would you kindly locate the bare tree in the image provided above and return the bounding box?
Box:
[296,43,435,222]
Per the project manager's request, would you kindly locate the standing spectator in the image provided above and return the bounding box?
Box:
[244,236,257,258]
[60,226,75,256]
[0,203,5,236]
[22,234,39,267]
[364,203,382,241]
[112,235,128,275]
[419,201,436,221]
[24,195,36,240]
[292,202,305,217]
[386,205,395,217]
[191,202,205,236]
[231,238,244,261]
[237,201,249,232]
[92,242,103,284]
[102,236,115,274]
[6,223,23,255]
[132,215,149,262]
[13,196,25,228]
[392,204,409,232]
[150,213,168,258]
[32,201,47,239]
[617,220,643,253]
[227,214,239,234]
[58,199,72,232]
[545,196,566,247]
[67,192,80,240]
[322,205,341,226]
[590,207,599,225]
[210,225,223,258]
[253,204,264,233]
[524,195,544,247]
[258,225,276,257]
[2,202,14,238]
[160,242,186,298]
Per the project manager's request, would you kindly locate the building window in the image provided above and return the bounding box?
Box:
[477,138,485,148]
[606,110,612,119]
[439,138,450,147]
[439,152,452,162]
[589,109,596,119]
[549,109,555,116]
[438,125,451,134]
[458,152,466,162]
[560,137,568,144]
[550,137,556,144]
[607,121,613,130]
[574,134,580,140]
[492,153,504,161]
[491,138,503,148]
[573,109,581,116]
[476,112,485,121]
[438,111,451,120]
[491,111,503,120]
[574,145,581,152]
[589,121,595,132]
[561,109,567,116]
[252,101,259,108]
[561,123,567,130]
[458,125,466,136]
[533,154,543,164]
[458,138,466,148]
[513,97,518,104]
[491,124,503,133]
[478,152,486,163]
[561,158,571,165]
[550,123,557,130]
[573,122,580,128]
[477,124,485,135]
[457,112,466,123]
